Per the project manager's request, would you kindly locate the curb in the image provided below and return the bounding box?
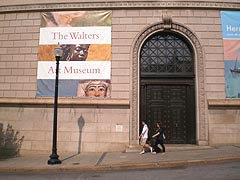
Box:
[0,157,239,173]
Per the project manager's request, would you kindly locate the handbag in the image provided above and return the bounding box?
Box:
[163,133,166,140]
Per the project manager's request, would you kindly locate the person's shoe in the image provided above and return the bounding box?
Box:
[139,150,145,154]
[150,147,153,153]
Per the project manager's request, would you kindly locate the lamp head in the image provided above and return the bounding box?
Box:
[54,43,63,57]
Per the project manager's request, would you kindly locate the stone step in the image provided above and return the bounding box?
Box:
[125,144,211,153]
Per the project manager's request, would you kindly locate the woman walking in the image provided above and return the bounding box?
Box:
[152,122,166,154]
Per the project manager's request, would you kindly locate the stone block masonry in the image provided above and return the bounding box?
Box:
[0,105,130,153]
[0,1,240,152]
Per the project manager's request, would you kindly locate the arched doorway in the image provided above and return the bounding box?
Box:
[139,31,196,144]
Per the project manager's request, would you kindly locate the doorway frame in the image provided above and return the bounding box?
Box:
[130,21,208,146]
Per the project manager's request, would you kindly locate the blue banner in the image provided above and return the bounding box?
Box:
[221,11,240,39]
[221,11,240,98]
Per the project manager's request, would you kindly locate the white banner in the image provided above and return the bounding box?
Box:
[39,27,111,45]
[37,61,111,79]
[37,11,112,97]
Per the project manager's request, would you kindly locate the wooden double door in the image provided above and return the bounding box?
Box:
[140,79,196,144]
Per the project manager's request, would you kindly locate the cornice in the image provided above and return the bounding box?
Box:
[0,97,130,107]
[208,99,240,108]
[0,1,239,13]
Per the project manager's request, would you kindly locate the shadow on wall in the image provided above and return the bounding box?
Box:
[61,115,85,162]
[77,115,85,153]
[0,123,24,159]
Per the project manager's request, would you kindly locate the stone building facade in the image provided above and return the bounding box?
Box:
[0,0,239,153]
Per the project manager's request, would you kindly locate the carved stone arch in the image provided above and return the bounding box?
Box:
[130,22,207,145]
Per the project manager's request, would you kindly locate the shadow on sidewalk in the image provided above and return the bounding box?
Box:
[61,153,80,162]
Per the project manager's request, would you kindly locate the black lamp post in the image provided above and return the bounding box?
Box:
[48,44,63,165]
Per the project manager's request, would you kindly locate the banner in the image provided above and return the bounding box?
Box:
[221,11,240,98]
[37,11,112,97]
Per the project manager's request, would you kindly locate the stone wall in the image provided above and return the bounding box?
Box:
[0,11,130,99]
[208,108,240,145]
[0,1,240,152]
[0,12,39,98]
[0,103,130,152]
[0,8,131,152]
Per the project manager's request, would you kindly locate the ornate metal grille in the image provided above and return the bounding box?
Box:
[140,32,194,76]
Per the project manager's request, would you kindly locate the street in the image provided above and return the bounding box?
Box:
[0,162,239,180]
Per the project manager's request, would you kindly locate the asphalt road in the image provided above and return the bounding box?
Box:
[0,162,239,180]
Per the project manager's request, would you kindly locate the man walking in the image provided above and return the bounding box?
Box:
[139,121,153,154]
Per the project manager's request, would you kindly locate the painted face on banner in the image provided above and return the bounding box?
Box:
[60,44,90,61]
[77,80,111,98]
[70,44,90,61]
[85,82,107,97]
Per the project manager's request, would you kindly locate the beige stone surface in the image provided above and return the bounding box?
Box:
[0,104,130,152]
[0,2,239,152]
[209,109,240,145]
[31,140,51,151]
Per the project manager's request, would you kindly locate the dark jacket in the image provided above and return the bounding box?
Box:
[156,127,164,144]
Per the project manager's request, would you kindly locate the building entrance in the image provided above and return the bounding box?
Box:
[139,32,196,144]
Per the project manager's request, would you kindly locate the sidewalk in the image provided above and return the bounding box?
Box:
[0,145,239,172]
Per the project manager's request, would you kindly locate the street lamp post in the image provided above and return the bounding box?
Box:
[48,44,63,165]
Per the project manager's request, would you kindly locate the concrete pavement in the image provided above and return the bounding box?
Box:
[0,145,239,172]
